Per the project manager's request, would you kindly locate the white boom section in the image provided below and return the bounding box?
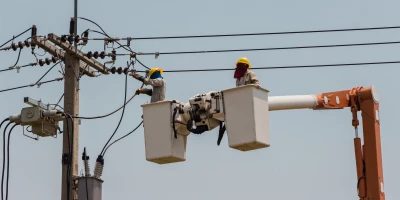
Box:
[268,95,319,111]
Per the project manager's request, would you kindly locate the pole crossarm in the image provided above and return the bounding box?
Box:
[47,33,110,74]
[32,37,96,77]
[23,97,63,112]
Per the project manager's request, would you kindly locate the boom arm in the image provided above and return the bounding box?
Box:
[274,86,383,200]
[163,85,384,199]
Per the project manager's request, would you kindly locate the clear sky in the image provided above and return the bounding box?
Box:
[0,0,399,199]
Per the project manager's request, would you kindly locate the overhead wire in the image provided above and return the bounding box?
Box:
[103,121,143,155]
[135,60,400,73]
[99,61,131,156]
[0,27,32,49]
[0,62,38,73]
[85,25,400,41]
[78,17,150,69]
[10,49,22,68]
[34,61,62,84]
[5,124,17,200]
[0,77,64,93]
[72,59,144,120]
[127,41,400,56]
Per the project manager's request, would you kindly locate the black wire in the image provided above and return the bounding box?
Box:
[49,104,64,110]
[63,114,70,200]
[0,27,32,49]
[99,63,130,156]
[78,17,150,70]
[85,177,89,200]
[34,61,62,84]
[11,49,22,68]
[0,118,9,200]
[5,124,17,200]
[1,121,11,200]
[78,17,136,54]
[102,121,143,155]
[0,77,63,93]
[125,25,400,40]
[135,60,400,73]
[0,63,37,73]
[134,59,150,70]
[71,90,140,119]
[136,41,400,56]
[71,60,145,120]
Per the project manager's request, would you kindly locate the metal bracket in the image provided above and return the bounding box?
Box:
[22,126,39,141]
[24,97,63,113]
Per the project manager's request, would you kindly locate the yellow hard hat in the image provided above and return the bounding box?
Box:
[149,67,163,77]
[236,57,252,68]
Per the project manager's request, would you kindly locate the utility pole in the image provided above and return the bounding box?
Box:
[30,15,109,199]
[61,17,80,200]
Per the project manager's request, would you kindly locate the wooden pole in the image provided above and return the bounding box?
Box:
[61,52,80,200]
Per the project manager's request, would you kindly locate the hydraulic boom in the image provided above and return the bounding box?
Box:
[270,86,384,200]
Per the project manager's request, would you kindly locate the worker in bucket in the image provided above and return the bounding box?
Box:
[131,67,166,103]
[234,57,260,87]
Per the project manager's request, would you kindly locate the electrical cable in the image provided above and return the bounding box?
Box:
[34,61,62,84]
[0,27,32,49]
[1,121,11,200]
[62,114,72,200]
[0,62,38,73]
[71,91,138,119]
[99,63,130,156]
[72,60,145,120]
[78,17,134,54]
[0,118,9,200]
[78,17,150,70]
[0,77,63,93]
[5,124,17,200]
[102,121,143,156]
[91,25,400,41]
[132,41,400,56]
[11,49,22,68]
[135,60,400,73]
[134,59,150,70]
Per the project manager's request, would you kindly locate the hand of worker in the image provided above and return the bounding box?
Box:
[131,73,140,80]
[135,88,142,95]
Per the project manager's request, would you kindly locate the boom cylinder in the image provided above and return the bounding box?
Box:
[268,95,318,111]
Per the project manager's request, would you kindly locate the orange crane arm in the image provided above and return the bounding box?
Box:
[313,86,384,200]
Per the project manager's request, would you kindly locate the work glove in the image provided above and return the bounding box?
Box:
[135,88,142,95]
[130,72,144,81]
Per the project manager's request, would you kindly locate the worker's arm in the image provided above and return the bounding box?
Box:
[140,88,153,96]
[131,73,164,87]
[248,71,260,85]
[135,88,153,96]
[142,78,164,87]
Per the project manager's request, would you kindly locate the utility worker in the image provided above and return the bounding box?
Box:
[234,57,260,87]
[131,67,166,103]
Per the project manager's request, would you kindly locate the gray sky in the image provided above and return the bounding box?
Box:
[0,0,399,199]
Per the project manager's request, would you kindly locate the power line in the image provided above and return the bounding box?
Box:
[0,62,38,73]
[0,27,32,49]
[129,41,400,56]
[34,61,62,84]
[99,63,131,156]
[0,77,64,93]
[78,17,150,70]
[103,121,143,156]
[88,25,400,41]
[135,60,400,73]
